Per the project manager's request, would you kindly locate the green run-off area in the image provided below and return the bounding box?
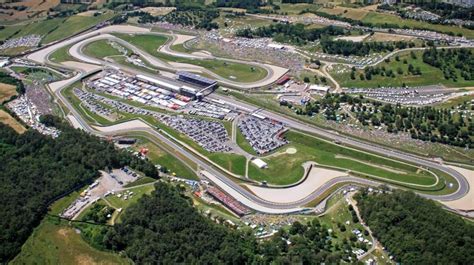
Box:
[112,33,268,83]
[247,131,439,188]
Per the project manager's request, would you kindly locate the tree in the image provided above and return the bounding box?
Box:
[356,190,474,264]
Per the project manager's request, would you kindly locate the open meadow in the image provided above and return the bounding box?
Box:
[11,217,130,265]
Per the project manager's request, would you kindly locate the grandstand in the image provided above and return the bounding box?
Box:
[206,186,251,216]
[177,71,217,88]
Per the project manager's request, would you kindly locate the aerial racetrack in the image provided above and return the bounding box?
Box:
[33,24,288,89]
[25,24,473,215]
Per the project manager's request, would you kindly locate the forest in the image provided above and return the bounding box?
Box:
[103,182,355,264]
[0,116,158,263]
[356,190,474,264]
[422,48,473,81]
[236,24,346,45]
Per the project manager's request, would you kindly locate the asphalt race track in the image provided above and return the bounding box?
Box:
[27,24,471,214]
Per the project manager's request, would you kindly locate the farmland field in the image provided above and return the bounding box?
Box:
[0,110,26,134]
[0,82,17,103]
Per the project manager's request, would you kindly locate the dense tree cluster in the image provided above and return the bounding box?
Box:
[353,60,421,81]
[215,0,264,9]
[82,203,115,224]
[356,190,474,264]
[288,93,473,148]
[0,117,158,262]
[103,182,354,264]
[320,38,414,56]
[374,104,473,147]
[110,1,219,30]
[422,48,473,81]
[162,7,219,30]
[236,23,346,45]
[281,0,314,3]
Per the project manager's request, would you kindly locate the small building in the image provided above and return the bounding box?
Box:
[308,84,330,93]
[252,158,268,169]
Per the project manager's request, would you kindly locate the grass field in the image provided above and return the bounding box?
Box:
[113,33,268,83]
[41,12,115,44]
[48,187,86,216]
[0,109,26,133]
[49,43,75,63]
[11,216,130,265]
[124,176,156,187]
[247,130,440,188]
[236,128,257,156]
[319,194,367,245]
[106,185,155,211]
[319,6,369,20]
[11,66,62,84]
[133,137,198,180]
[277,3,321,15]
[83,39,124,59]
[0,11,114,52]
[156,120,248,176]
[331,50,474,88]
[365,32,416,42]
[435,93,474,109]
[14,17,66,39]
[0,82,17,103]
[0,24,23,41]
[214,14,273,37]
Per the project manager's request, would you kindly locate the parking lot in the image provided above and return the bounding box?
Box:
[185,100,237,120]
[60,168,139,220]
[162,115,232,153]
[0,35,41,50]
[346,86,456,105]
[238,114,288,155]
[74,88,118,121]
[6,95,60,137]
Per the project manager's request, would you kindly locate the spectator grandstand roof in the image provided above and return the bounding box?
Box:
[177,71,217,86]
